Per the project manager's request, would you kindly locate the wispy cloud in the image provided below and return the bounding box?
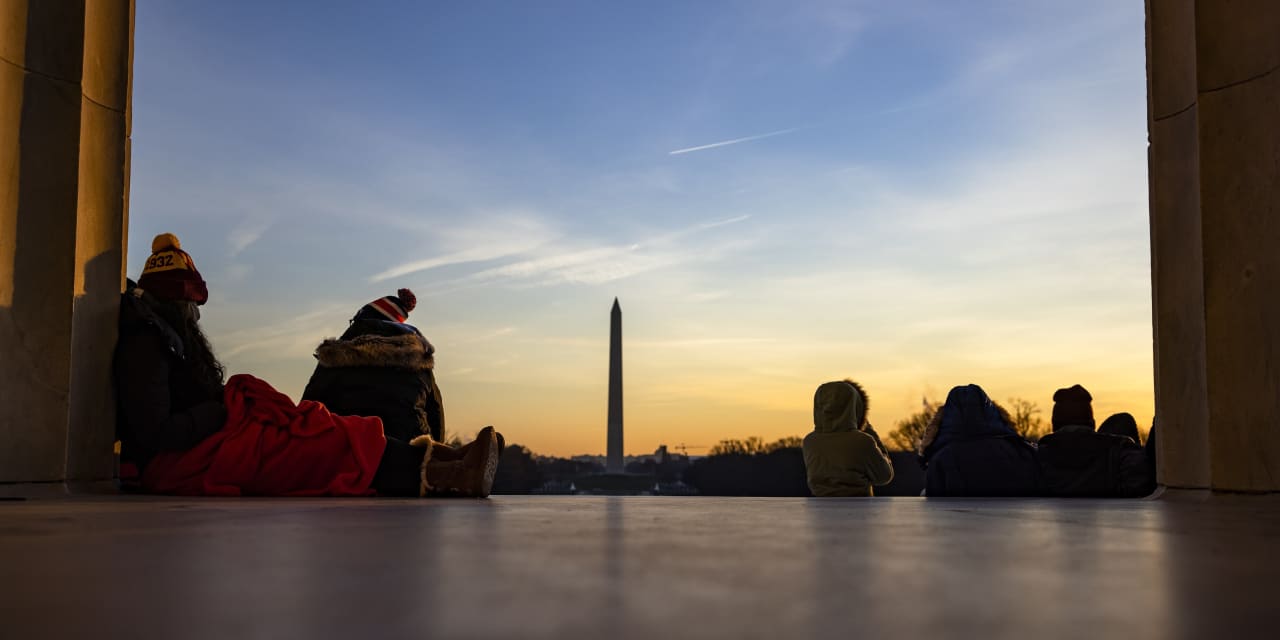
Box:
[668,127,802,155]
[372,241,543,283]
[217,304,348,359]
[452,214,755,288]
[697,214,751,230]
[370,213,558,282]
[228,216,273,256]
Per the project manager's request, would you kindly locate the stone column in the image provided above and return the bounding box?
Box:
[1193,2,1280,492]
[0,0,133,484]
[1146,0,1211,490]
[1146,0,1280,492]
[68,0,133,481]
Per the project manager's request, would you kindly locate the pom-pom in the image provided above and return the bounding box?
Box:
[397,288,417,312]
[152,233,181,253]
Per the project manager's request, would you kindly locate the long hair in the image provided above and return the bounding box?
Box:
[150,298,226,400]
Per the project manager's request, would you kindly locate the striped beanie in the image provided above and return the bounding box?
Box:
[137,233,209,305]
[353,288,417,323]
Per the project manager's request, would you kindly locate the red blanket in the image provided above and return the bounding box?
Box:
[142,374,387,496]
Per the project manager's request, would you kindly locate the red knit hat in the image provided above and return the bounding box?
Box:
[1051,384,1095,430]
[137,233,208,305]
[353,288,417,323]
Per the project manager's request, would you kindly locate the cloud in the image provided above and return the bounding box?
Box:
[371,240,545,283]
[696,214,751,230]
[452,214,756,288]
[228,216,273,255]
[668,128,802,155]
[369,213,558,282]
[217,304,348,359]
[223,264,252,282]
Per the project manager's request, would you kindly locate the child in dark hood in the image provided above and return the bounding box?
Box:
[801,380,894,496]
[918,384,1041,497]
[1098,412,1141,444]
[1036,386,1154,497]
[302,288,505,478]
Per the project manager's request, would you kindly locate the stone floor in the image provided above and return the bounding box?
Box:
[2,494,1278,639]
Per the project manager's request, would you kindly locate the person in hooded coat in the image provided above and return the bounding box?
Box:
[301,290,504,464]
[115,233,500,498]
[1098,412,1141,444]
[801,380,894,496]
[302,289,444,443]
[918,384,1041,497]
[1036,385,1154,498]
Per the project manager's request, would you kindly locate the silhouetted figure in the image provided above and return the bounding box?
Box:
[919,384,1041,497]
[1036,385,1154,497]
[1098,412,1141,444]
[302,289,444,442]
[302,289,504,478]
[802,380,894,496]
[115,233,499,497]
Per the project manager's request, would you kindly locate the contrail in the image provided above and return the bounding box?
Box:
[668,127,801,155]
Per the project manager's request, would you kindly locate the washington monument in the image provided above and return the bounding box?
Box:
[606,298,624,473]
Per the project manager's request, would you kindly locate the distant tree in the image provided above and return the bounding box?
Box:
[887,398,939,452]
[537,457,603,484]
[709,436,766,456]
[1006,397,1049,442]
[683,448,808,496]
[491,444,543,494]
[683,435,808,496]
[765,436,803,452]
[438,428,465,449]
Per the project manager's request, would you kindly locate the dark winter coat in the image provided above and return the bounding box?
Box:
[919,385,1041,497]
[114,286,227,471]
[1036,424,1154,497]
[302,319,444,442]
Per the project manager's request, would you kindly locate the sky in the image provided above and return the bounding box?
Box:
[128,0,1153,457]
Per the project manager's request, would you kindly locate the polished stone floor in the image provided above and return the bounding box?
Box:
[2,494,1278,639]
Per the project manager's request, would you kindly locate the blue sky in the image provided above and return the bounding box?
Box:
[129,1,1152,456]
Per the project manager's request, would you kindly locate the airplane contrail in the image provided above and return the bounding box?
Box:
[668,127,801,155]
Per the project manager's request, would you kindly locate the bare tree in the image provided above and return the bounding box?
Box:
[1006,397,1048,442]
[886,398,940,452]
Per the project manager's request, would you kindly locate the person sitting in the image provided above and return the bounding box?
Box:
[302,289,444,443]
[115,233,499,497]
[801,380,894,496]
[301,289,503,467]
[1035,385,1154,498]
[918,384,1041,497]
[1098,412,1142,444]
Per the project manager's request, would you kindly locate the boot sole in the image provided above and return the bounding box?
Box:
[472,430,500,498]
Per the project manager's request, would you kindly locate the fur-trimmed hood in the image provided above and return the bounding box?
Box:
[918,384,1016,460]
[314,333,435,371]
[812,379,870,433]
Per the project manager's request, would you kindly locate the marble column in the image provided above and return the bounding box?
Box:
[0,0,133,484]
[1146,0,1280,492]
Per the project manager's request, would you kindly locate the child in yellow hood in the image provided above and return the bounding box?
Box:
[802,380,895,496]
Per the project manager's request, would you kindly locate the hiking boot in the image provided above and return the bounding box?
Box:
[425,428,505,462]
[422,426,500,497]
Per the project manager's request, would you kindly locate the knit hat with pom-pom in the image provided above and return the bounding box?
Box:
[137,233,209,304]
[353,288,417,323]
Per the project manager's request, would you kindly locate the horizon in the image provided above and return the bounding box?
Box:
[127,1,1152,457]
